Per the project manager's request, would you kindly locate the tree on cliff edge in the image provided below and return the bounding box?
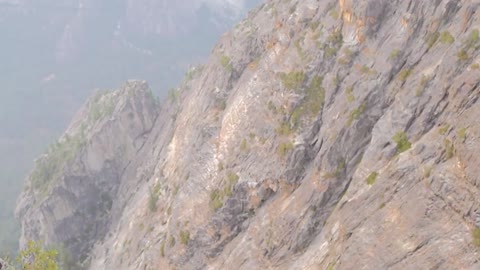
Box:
[16,241,58,270]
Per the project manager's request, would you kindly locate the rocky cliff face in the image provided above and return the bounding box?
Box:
[15,81,159,267]
[16,0,480,269]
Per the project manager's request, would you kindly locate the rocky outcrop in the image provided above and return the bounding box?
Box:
[16,0,480,269]
[15,81,159,266]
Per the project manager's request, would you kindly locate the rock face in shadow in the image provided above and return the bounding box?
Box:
[16,0,480,269]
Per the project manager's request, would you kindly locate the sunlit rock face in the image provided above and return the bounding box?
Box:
[16,0,480,269]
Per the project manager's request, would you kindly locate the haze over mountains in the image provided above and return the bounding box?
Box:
[0,0,259,255]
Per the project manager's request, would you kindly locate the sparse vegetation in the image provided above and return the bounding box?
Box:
[220,55,233,72]
[346,86,354,103]
[287,76,325,129]
[148,183,161,212]
[268,101,277,113]
[160,241,165,257]
[325,159,346,179]
[88,91,116,123]
[227,172,239,190]
[277,121,293,136]
[168,235,175,247]
[444,139,454,159]
[398,68,413,82]
[347,102,367,126]
[209,189,224,211]
[329,8,339,20]
[393,131,412,153]
[278,141,294,157]
[30,129,87,195]
[17,241,59,270]
[439,31,455,44]
[457,49,469,61]
[327,30,343,45]
[360,65,372,75]
[240,139,248,152]
[389,49,401,60]
[179,230,190,245]
[472,227,480,247]
[458,128,467,141]
[209,172,239,210]
[465,29,479,49]
[306,76,326,115]
[423,166,432,178]
[309,20,321,31]
[279,71,306,90]
[416,75,430,97]
[426,31,439,48]
[438,124,450,135]
[168,88,180,102]
[294,39,306,60]
[366,172,378,186]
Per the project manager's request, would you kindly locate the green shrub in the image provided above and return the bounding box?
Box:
[240,139,248,152]
[324,46,339,58]
[360,65,371,75]
[220,55,233,71]
[347,103,367,126]
[210,172,239,210]
[444,139,454,159]
[398,68,413,82]
[327,30,343,45]
[290,106,304,128]
[148,188,159,212]
[472,227,480,247]
[179,230,190,245]
[278,141,294,157]
[160,241,165,257]
[168,235,175,247]
[346,86,355,103]
[294,39,306,60]
[416,75,430,97]
[389,49,401,60]
[227,172,239,186]
[209,189,223,210]
[277,122,293,136]
[279,71,306,90]
[457,49,469,61]
[168,88,180,102]
[366,172,378,186]
[393,131,411,153]
[426,32,439,48]
[458,128,467,141]
[17,241,59,270]
[438,124,450,135]
[329,9,339,20]
[440,31,455,44]
[465,29,479,49]
[305,76,325,114]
